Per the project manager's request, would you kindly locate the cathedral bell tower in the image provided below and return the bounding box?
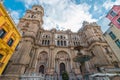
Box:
[3,5,44,76]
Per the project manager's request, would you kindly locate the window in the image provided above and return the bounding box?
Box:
[42,40,50,45]
[46,35,47,38]
[60,36,62,39]
[7,38,14,47]
[117,17,120,24]
[0,54,3,60]
[0,28,6,38]
[110,10,117,17]
[57,41,60,46]
[64,41,66,46]
[45,40,47,45]
[42,40,44,45]
[48,40,50,45]
[115,39,120,48]
[109,32,116,40]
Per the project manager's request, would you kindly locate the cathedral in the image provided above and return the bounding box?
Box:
[1,5,119,80]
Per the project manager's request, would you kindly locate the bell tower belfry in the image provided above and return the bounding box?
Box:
[19,5,44,38]
[2,5,44,78]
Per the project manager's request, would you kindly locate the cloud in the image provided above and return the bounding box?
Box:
[94,5,98,11]
[18,0,96,32]
[9,10,21,24]
[103,0,120,10]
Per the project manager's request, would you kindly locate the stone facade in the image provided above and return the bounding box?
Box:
[0,5,119,80]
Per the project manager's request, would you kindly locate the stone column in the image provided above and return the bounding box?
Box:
[55,59,59,74]
[66,58,71,73]
[47,47,54,75]
[29,47,38,73]
[70,47,76,69]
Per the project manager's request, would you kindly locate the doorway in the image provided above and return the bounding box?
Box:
[60,63,66,75]
[39,65,44,74]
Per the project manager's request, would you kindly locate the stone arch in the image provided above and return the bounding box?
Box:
[38,51,48,61]
[54,50,72,70]
[55,51,71,75]
[36,51,48,73]
[55,51,70,60]
[55,50,71,60]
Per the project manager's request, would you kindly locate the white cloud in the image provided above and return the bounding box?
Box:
[103,0,120,10]
[9,10,21,24]
[94,5,98,11]
[18,0,96,32]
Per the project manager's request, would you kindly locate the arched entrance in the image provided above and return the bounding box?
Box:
[37,51,48,73]
[60,63,65,75]
[39,65,44,74]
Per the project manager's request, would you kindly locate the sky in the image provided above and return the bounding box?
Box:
[3,0,120,32]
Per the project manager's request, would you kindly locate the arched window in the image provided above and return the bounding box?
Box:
[42,40,44,45]
[45,40,47,45]
[57,41,60,46]
[64,41,66,46]
[48,40,50,45]
[60,36,62,39]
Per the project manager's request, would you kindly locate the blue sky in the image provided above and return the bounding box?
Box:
[3,0,120,32]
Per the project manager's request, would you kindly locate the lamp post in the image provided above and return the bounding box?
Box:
[73,46,92,80]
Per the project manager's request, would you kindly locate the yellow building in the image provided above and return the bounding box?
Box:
[0,3,21,75]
